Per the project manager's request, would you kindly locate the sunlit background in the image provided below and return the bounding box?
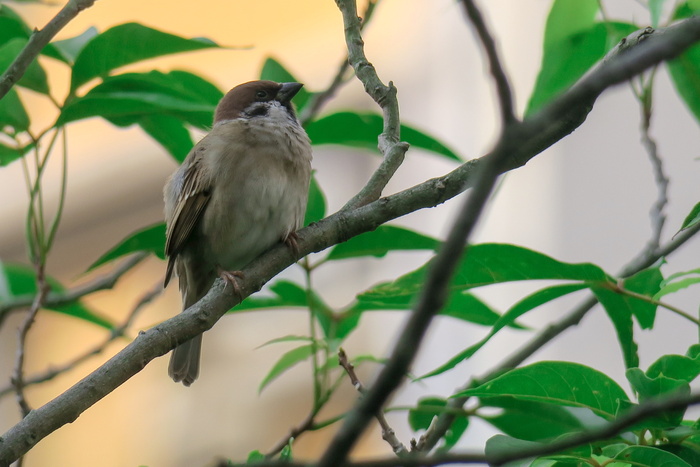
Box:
[1,0,699,465]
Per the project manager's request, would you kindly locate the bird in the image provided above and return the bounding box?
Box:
[163,80,313,386]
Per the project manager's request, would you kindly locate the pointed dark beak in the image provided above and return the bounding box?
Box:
[277,82,304,104]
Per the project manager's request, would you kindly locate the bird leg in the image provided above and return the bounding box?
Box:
[283,231,301,259]
[218,267,245,299]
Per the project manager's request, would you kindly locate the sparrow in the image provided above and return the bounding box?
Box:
[163,80,313,386]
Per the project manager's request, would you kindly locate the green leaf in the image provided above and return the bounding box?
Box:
[45,27,98,64]
[0,262,114,329]
[591,286,639,369]
[480,397,585,442]
[668,5,700,125]
[485,435,541,467]
[419,283,587,379]
[543,0,599,47]
[258,344,314,393]
[527,21,638,115]
[0,87,29,131]
[649,0,667,27]
[305,112,462,161]
[260,57,311,111]
[87,223,165,272]
[655,268,700,299]
[352,288,512,329]
[677,202,700,235]
[70,23,221,92]
[626,367,689,428]
[0,38,49,94]
[235,280,308,312]
[327,225,439,261]
[257,335,314,348]
[667,45,700,125]
[628,366,689,400]
[658,444,700,466]
[246,450,265,463]
[360,243,609,303]
[408,397,448,431]
[612,445,692,466]
[590,268,662,372]
[279,439,293,460]
[647,346,700,382]
[135,114,194,162]
[165,70,225,105]
[0,11,64,64]
[0,16,28,47]
[456,361,630,420]
[620,266,663,329]
[61,71,221,128]
[408,397,469,452]
[304,173,326,226]
[486,435,591,466]
[0,141,24,166]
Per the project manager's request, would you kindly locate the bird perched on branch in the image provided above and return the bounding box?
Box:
[163,80,313,386]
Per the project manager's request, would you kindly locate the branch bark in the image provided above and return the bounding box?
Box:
[1,15,699,466]
[336,0,410,210]
[0,0,98,100]
[223,391,700,466]
[0,253,147,327]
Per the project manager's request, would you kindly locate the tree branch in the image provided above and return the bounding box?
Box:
[223,391,700,466]
[11,274,49,418]
[299,0,380,126]
[0,253,148,328]
[639,78,669,257]
[0,278,161,399]
[1,16,699,465]
[338,348,408,456]
[414,191,700,453]
[0,0,98,100]
[318,100,516,466]
[317,16,700,464]
[336,0,410,210]
[460,0,516,125]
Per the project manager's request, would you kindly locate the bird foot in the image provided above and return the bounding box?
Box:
[218,268,245,299]
[284,231,301,259]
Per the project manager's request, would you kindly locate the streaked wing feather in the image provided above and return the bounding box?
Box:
[164,153,212,286]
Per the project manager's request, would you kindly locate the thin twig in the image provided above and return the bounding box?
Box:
[415,209,700,453]
[337,348,408,456]
[337,0,410,210]
[0,0,98,100]
[0,252,148,327]
[0,279,162,399]
[318,107,517,465]
[299,0,380,126]
[299,58,353,127]
[224,391,700,466]
[265,411,316,459]
[612,284,698,324]
[2,17,699,465]
[460,0,517,126]
[11,269,49,417]
[639,75,670,259]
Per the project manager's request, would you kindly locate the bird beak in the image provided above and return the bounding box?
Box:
[277,82,304,104]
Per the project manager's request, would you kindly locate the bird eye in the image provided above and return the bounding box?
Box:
[255,90,268,99]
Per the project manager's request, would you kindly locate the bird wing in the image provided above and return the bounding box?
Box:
[164,146,212,287]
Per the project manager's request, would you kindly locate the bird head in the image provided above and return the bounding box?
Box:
[214,80,304,124]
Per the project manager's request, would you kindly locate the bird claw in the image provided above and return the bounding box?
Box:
[284,231,301,259]
[218,268,245,299]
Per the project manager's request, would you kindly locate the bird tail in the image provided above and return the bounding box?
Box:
[168,333,202,387]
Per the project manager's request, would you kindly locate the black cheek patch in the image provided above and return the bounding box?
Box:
[245,104,269,118]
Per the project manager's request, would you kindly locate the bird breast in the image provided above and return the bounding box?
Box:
[199,117,312,271]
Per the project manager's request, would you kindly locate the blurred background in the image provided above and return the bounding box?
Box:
[0,0,699,465]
